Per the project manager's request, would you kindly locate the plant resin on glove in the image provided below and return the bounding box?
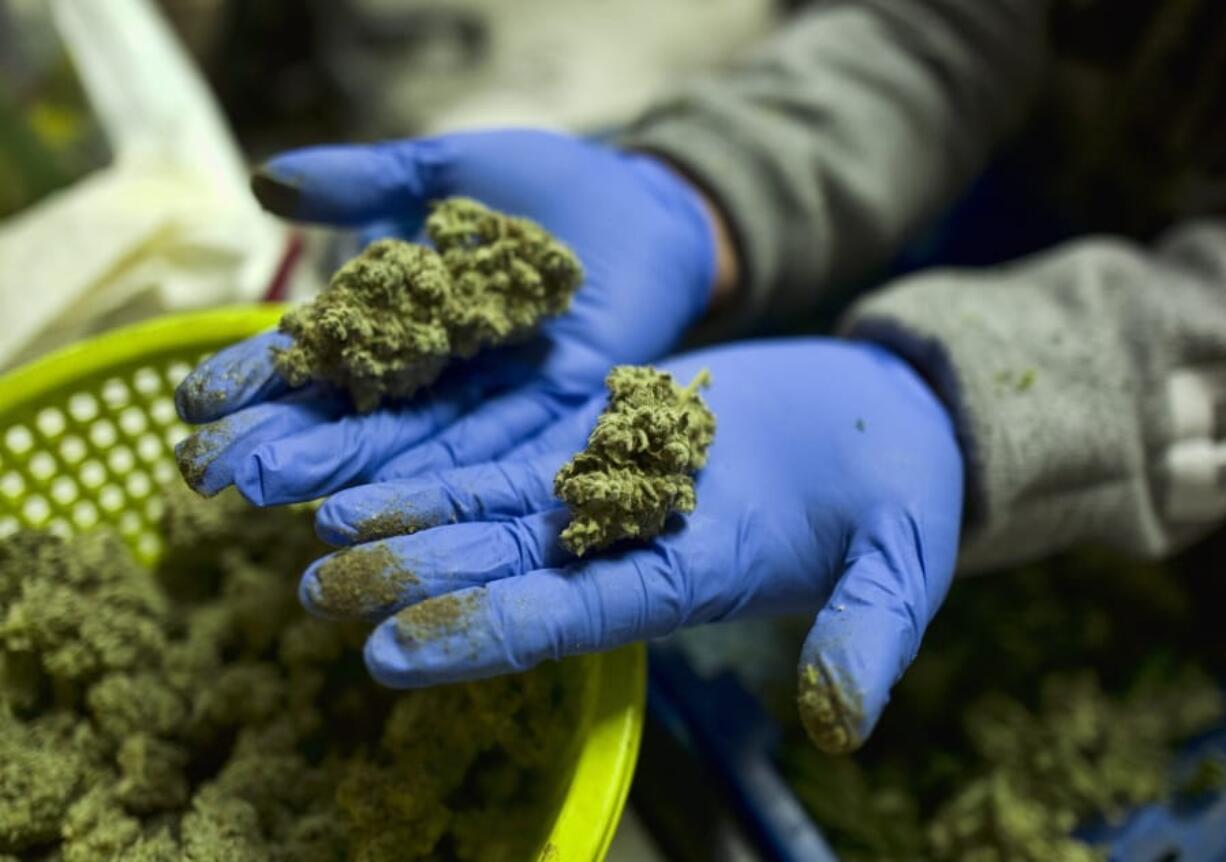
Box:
[275,197,583,411]
[555,365,715,556]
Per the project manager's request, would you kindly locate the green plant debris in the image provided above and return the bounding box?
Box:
[175,366,241,416]
[780,548,1226,862]
[993,368,1038,394]
[174,413,255,496]
[394,592,482,646]
[311,544,419,618]
[555,366,715,556]
[353,509,433,543]
[797,663,864,755]
[274,197,584,412]
[0,487,580,860]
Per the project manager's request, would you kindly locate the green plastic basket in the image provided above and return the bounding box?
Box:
[0,305,644,861]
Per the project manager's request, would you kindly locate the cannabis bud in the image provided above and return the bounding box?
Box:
[555,366,715,556]
[274,197,583,411]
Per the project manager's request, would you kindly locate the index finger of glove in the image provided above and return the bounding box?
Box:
[175,331,293,424]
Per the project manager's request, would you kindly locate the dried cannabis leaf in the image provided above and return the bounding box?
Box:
[274,196,583,411]
[555,365,715,556]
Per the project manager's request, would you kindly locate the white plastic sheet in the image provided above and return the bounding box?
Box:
[0,0,287,369]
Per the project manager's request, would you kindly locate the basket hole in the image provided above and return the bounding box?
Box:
[119,407,148,436]
[29,451,56,480]
[107,446,135,474]
[68,392,99,422]
[133,366,162,396]
[47,518,71,539]
[165,426,189,448]
[150,397,178,426]
[102,377,130,408]
[98,485,124,513]
[59,435,87,464]
[0,516,18,538]
[137,533,161,560]
[89,419,117,449]
[80,460,106,489]
[72,500,99,528]
[5,425,33,455]
[145,497,165,523]
[118,511,142,536]
[22,495,50,524]
[1,472,24,499]
[36,407,66,437]
[137,433,163,462]
[125,471,151,499]
[153,460,177,485]
[50,476,78,505]
[166,361,192,387]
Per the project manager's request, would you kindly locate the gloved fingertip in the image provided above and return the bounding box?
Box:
[796,548,933,754]
[796,657,870,755]
[302,542,424,622]
[174,426,235,497]
[364,587,495,688]
[297,565,331,618]
[175,365,244,425]
[174,332,294,424]
[250,166,302,217]
[246,143,444,226]
[313,506,357,546]
[364,623,418,688]
[173,375,204,424]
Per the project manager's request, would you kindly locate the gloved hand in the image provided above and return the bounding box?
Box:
[174,130,718,503]
[300,339,965,753]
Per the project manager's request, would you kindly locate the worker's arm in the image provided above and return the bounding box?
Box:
[843,220,1226,571]
[625,0,1050,331]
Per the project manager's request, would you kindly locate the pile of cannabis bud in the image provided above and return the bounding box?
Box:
[274,197,583,411]
[0,485,579,861]
[779,547,1226,862]
[555,365,715,556]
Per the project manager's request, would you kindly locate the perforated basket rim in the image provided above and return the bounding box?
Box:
[0,305,285,414]
[0,304,644,861]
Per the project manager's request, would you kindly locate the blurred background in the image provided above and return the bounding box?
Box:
[7,0,1225,373]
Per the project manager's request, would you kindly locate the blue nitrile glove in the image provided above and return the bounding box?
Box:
[174,129,718,502]
[300,339,965,753]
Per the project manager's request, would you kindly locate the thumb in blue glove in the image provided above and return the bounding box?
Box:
[299,339,964,753]
[174,129,721,506]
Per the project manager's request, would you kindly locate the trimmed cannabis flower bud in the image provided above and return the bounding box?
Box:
[429,197,583,354]
[555,366,715,556]
[274,197,583,412]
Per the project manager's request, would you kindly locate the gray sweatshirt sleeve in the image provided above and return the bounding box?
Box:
[843,221,1226,572]
[622,0,1049,330]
